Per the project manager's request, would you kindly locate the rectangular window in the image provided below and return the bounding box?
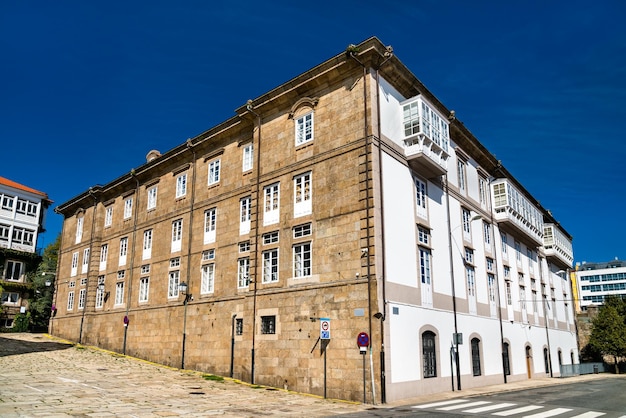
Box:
[1,292,19,304]
[119,237,128,266]
[501,233,508,254]
[242,143,253,171]
[0,223,10,242]
[96,276,105,308]
[238,258,250,288]
[99,244,108,271]
[170,257,181,268]
[466,266,476,296]
[483,222,492,248]
[117,270,125,280]
[67,291,74,310]
[239,241,250,252]
[263,231,279,245]
[414,177,427,219]
[171,219,183,253]
[261,315,276,334]
[1,195,14,211]
[293,223,311,238]
[4,261,23,281]
[506,281,512,305]
[294,172,312,217]
[176,173,187,198]
[419,248,431,285]
[168,270,180,298]
[263,183,280,226]
[504,266,510,279]
[201,264,215,294]
[457,159,466,192]
[464,248,474,264]
[124,197,133,219]
[488,274,496,302]
[202,249,215,261]
[208,159,221,185]
[486,257,494,272]
[139,277,150,302]
[78,288,86,309]
[520,286,527,311]
[105,206,113,227]
[418,226,430,245]
[147,186,158,210]
[236,318,243,335]
[479,178,487,207]
[262,249,279,283]
[515,241,522,262]
[80,277,87,286]
[76,217,83,244]
[143,229,153,260]
[115,282,124,306]
[293,242,311,278]
[141,264,150,274]
[240,196,251,235]
[204,208,217,244]
[82,248,90,274]
[295,112,313,145]
[12,227,35,246]
[462,208,471,237]
[71,252,79,277]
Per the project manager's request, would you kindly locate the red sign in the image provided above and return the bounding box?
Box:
[357,332,369,347]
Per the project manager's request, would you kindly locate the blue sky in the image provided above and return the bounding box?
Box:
[1,1,624,264]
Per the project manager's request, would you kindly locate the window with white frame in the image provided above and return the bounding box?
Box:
[141,264,150,274]
[457,159,466,192]
[117,270,125,280]
[520,286,527,311]
[501,232,508,255]
[78,288,86,310]
[96,276,105,308]
[483,222,492,250]
[115,282,124,306]
[147,186,158,210]
[0,223,9,242]
[170,257,180,268]
[262,249,279,283]
[488,274,496,302]
[504,265,510,280]
[171,219,183,253]
[168,270,180,298]
[71,252,79,276]
[295,112,313,145]
[466,266,476,296]
[76,217,83,244]
[82,248,90,274]
[4,260,24,282]
[143,229,152,260]
[119,237,128,266]
[67,291,74,310]
[12,227,34,246]
[176,173,187,198]
[105,206,113,227]
[240,196,251,235]
[414,177,428,219]
[238,258,249,288]
[204,208,217,244]
[208,159,221,185]
[419,248,431,285]
[80,277,87,286]
[16,198,37,217]
[506,281,512,305]
[99,244,108,271]
[479,178,487,207]
[1,194,14,211]
[464,247,474,264]
[139,277,149,302]
[293,223,312,238]
[124,197,133,219]
[202,249,215,261]
[239,241,250,252]
[1,292,19,304]
[515,241,522,262]
[462,208,471,238]
[294,172,312,217]
[242,143,253,172]
[201,264,215,294]
[418,226,430,246]
[263,183,280,226]
[263,231,279,245]
[486,257,494,272]
[293,242,311,278]
[69,280,76,288]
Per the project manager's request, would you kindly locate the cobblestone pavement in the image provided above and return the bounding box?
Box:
[0,333,368,417]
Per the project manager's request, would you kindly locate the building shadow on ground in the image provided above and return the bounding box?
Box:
[0,334,73,357]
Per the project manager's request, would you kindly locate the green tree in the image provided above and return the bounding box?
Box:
[587,295,626,373]
[28,234,60,331]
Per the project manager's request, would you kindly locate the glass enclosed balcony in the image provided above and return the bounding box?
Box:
[402,96,449,178]
[543,224,573,268]
[491,179,543,246]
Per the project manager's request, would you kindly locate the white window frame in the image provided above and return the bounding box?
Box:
[295,112,314,145]
[168,270,180,298]
[115,282,125,306]
[78,288,86,310]
[242,143,253,172]
[99,244,108,271]
[262,249,279,283]
[67,291,75,311]
[240,196,251,235]
[171,219,183,253]
[208,159,221,185]
[147,186,158,210]
[263,183,280,226]
[82,248,90,274]
[104,206,113,227]
[124,197,133,220]
[238,257,250,288]
[293,242,311,278]
[293,223,312,238]
[139,277,150,303]
[294,172,312,217]
[4,260,24,281]
[96,276,105,308]
[176,173,187,198]
[457,159,466,193]
[462,209,471,240]
[119,237,128,266]
[1,292,19,305]
[201,264,215,294]
[75,217,83,244]
[483,222,492,251]
[414,177,428,219]
[204,208,217,245]
[143,229,152,260]
[71,252,79,277]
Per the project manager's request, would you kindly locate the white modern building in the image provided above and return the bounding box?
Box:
[576,259,626,311]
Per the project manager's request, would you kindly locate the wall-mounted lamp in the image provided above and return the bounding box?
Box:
[178,281,192,303]
[98,282,110,300]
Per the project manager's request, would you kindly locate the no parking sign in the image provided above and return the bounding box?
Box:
[320,318,330,340]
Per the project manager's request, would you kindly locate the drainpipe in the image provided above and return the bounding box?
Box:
[246,100,261,385]
[373,45,393,404]
[123,170,140,355]
[444,174,461,391]
[348,46,375,404]
[79,188,98,344]
[181,139,197,370]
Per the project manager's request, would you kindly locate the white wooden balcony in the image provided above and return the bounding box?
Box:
[491,179,543,246]
[543,224,574,268]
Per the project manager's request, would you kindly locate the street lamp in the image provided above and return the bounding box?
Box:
[179,281,192,369]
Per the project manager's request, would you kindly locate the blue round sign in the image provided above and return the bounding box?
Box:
[357,332,369,347]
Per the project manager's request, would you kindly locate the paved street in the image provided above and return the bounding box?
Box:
[0,333,368,417]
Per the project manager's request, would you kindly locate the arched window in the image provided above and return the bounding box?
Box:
[558,349,563,366]
[543,348,550,374]
[503,342,511,376]
[471,338,481,376]
[422,331,437,378]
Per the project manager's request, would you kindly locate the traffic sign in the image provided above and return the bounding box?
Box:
[357,332,369,347]
[320,318,330,340]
